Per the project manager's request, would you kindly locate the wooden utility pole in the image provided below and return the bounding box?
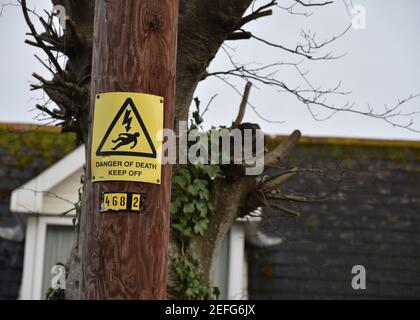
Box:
[80,0,179,299]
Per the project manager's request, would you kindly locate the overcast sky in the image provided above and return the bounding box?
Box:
[1,0,420,140]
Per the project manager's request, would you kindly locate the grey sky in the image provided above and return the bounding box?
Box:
[1,0,420,140]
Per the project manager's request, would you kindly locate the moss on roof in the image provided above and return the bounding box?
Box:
[0,123,78,169]
[1,123,419,168]
[266,135,420,162]
[267,134,420,149]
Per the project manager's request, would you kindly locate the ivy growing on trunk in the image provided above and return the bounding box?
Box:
[168,99,224,299]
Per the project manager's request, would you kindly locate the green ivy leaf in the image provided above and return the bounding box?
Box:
[183,202,195,214]
[172,223,185,232]
[212,287,221,300]
[193,218,209,236]
[185,288,194,298]
[198,164,221,180]
[170,202,178,214]
[187,184,199,196]
[173,175,188,189]
[198,190,209,200]
[183,227,193,237]
[195,179,208,191]
[195,200,208,217]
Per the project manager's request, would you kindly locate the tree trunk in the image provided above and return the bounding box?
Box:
[79,0,179,299]
[193,177,257,287]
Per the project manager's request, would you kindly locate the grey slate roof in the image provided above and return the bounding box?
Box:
[248,137,420,299]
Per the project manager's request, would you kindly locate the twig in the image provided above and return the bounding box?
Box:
[265,130,302,167]
[233,81,252,127]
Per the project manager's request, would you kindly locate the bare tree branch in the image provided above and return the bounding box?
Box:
[20,0,63,74]
[239,0,276,27]
[261,170,297,191]
[0,0,18,16]
[242,24,350,60]
[269,203,301,216]
[293,0,333,7]
[265,130,302,166]
[226,31,252,41]
[233,81,252,127]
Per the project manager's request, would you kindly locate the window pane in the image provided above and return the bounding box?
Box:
[41,225,74,299]
[212,231,229,299]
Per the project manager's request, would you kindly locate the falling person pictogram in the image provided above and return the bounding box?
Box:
[111,132,140,150]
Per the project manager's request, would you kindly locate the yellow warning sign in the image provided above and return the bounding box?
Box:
[91,92,163,184]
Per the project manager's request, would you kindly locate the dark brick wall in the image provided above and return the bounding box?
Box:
[248,140,420,300]
[0,124,77,299]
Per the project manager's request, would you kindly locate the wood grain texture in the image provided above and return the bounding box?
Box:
[80,0,179,299]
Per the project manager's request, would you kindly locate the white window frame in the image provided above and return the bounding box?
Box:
[227,223,247,299]
[20,216,73,300]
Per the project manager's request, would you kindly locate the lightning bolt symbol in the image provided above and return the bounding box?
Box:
[122,109,132,132]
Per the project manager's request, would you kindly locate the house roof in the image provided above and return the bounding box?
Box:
[7,129,420,218]
[0,123,78,226]
[266,135,420,164]
[10,145,84,215]
[268,134,420,149]
[250,136,420,299]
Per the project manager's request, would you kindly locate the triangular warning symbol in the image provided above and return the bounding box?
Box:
[96,98,157,158]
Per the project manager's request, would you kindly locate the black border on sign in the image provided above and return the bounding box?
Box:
[96,97,157,158]
[100,191,147,213]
